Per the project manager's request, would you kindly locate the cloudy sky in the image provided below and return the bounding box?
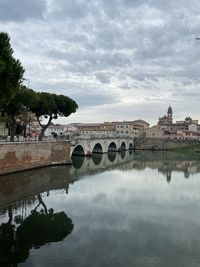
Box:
[1,0,200,125]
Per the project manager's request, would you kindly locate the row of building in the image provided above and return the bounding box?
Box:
[37,106,200,140]
[1,106,200,140]
[31,119,150,140]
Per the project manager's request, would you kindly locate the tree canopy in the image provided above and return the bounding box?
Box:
[29,92,78,140]
[1,86,36,141]
[0,32,78,141]
[0,32,24,106]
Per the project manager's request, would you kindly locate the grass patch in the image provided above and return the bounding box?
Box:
[170,144,200,155]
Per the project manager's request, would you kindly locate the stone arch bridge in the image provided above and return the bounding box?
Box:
[70,138,134,156]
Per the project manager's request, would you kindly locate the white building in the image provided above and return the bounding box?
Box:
[44,125,65,137]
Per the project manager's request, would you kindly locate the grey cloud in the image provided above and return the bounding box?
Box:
[48,0,89,20]
[172,89,200,98]
[45,47,131,75]
[2,0,200,122]
[95,73,111,84]
[0,0,47,22]
[31,79,118,108]
[70,92,118,107]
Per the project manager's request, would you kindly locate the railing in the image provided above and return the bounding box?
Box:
[69,134,133,141]
[0,135,134,143]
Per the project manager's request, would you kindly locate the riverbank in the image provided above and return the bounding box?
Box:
[170,144,200,156]
[134,137,200,151]
[0,141,71,175]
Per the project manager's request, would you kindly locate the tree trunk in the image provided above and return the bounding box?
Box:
[38,126,47,141]
[37,194,48,214]
[37,116,52,141]
[10,115,17,142]
[8,206,13,224]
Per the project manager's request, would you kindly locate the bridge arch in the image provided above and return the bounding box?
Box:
[108,142,117,152]
[129,143,133,150]
[92,143,103,154]
[120,141,126,151]
[71,145,85,156]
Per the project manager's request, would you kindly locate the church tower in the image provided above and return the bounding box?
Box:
[158,105,173,126]
[167,105,173,123]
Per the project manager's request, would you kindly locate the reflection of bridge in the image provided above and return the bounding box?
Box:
[70,151,134,177]
[70,137,134,156]
[0,152,135,211]
[1,151,200,212]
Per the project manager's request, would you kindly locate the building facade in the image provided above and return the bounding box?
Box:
[158,106,200,139]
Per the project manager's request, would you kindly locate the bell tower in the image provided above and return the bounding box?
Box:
[167,105,173,123]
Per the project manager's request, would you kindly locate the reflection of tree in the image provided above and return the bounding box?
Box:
[0,209,15,266]
[34,193,48,214]
[0,195,73,266]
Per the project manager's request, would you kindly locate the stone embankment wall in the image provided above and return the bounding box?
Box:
[0,141,71,175]
[134,138,199,150]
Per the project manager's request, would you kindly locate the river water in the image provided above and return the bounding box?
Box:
[1,151,200,267]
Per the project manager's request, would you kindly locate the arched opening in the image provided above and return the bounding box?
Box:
[129,143,133,150]
[107,151,116,162]
[92,154,103,166]
[92,143,103,154]
[71,145,85,156]
[120,141,126,151]
[108,142,117,152]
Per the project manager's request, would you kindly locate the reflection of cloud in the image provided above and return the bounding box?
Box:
[92,193,107,203]
[1,151,200,265]
[37,159,200,266]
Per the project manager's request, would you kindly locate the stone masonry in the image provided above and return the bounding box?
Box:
[0,141,71,175]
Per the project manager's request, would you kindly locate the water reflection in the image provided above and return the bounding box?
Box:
[120,150,126,159]
[72,151,200,183]
[0,193,73,266]
[0,151,200,265]
[71,155,84,169]
[107,151,116,162]
[0,151,200,213]
[92,153,103,166]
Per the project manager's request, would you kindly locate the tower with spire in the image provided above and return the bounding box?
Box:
[167,105,173,123]
[158,106,173,126]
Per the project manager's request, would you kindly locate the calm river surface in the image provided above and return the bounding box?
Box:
[1,151,200,267]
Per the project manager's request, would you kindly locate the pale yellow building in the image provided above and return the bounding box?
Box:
[145,126,164,138]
